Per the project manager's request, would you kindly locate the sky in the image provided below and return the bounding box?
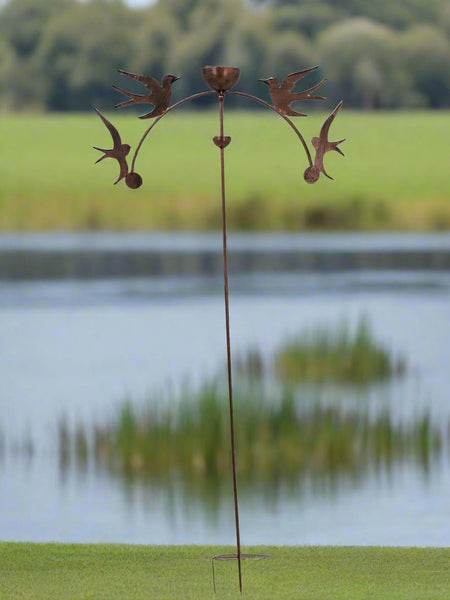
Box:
[124,0,157,5]
[0,0,158,5]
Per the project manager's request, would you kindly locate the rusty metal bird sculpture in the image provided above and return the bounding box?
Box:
[113,70,180,119]
[93,107,130,185]
[304,101,345,183]
[93,64,346,595]
[259,66,327,117]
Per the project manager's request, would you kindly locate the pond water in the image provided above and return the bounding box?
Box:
[1,233,449,546]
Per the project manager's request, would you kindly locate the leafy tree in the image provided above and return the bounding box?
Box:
[166,0,245,100]
[130,5,180,83]
[36,2,136,110]
[0,0,76,109]
[400,25,450,108]
[154,0,219,30]
[438,2,450,37]
[0,0,448,110]
[264,32,313,80]
[222,9,273,99]
[0,0,74,57]
[0,38,16,109]
[347,0,446,29]
[318,18,412,108]
[270,4,344,38]
[252,0,447,30]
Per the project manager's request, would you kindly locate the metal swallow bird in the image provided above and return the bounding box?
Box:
[303,101,345,183]
[311,100,345,180]
[259,66,327,117]
[113,70,180,119]
[93,107,130,184]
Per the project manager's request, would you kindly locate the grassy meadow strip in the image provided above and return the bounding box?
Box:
[1,543,449,599]
[0,110,448,231]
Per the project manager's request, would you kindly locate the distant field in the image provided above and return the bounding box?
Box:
[1,543,450,599]
[0,110,448,231]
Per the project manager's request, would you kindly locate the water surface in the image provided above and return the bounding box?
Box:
[1,233,449,546]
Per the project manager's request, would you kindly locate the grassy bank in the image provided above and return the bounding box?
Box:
[0,110,448,230]
[1,543,449,599]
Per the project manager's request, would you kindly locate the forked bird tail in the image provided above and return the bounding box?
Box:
[93,147,107,163]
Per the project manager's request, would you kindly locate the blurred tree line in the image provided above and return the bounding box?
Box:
[0,0,448,111]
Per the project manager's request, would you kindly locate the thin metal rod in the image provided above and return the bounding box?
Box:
[228,90,313,167]
[131,90,216,171]
[218,91,242,595]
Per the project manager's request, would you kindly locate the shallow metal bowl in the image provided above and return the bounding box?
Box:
[202,66,240,92]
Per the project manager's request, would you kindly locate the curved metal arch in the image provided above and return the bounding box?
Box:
[131,90,216,172]
[131,88,313,173]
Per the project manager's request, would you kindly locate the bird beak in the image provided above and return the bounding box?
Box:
[174,76,181,82]
[258,78,269,84]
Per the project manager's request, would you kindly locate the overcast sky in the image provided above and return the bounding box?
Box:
[0,0,158,5]
[125,0,157,6]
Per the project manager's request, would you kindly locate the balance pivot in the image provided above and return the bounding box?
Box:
[213,136,231,149]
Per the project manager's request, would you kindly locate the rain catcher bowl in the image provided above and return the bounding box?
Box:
[202,66,241,92]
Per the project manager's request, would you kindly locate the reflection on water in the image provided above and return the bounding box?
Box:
[55,384,446,516]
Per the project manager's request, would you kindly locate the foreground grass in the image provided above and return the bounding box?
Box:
[0,110,449,230]
[1,543,449,599]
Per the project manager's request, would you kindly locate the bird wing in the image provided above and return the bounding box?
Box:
[280,66,320,92]
[117,70,161,93]
[93,107,122,149]
[319,101,343,142]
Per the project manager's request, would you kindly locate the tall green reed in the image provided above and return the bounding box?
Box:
[273,316,406,383]
[63,380,442,494]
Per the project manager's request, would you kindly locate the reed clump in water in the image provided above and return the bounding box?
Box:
[274,317,406,384]
[87,381,439,487]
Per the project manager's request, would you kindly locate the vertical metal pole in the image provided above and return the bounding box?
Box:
[218,91,243,595]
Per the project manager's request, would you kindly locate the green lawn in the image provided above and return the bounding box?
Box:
[1,543,449,599]
[0,110,448,230]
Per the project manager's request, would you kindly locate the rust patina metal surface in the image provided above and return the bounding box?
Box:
[258,65,327,116]
[113,70,180,118]
[93,107,130,185]
[94,65,345,594]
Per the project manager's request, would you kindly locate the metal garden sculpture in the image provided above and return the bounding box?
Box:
[93,65,345,594]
